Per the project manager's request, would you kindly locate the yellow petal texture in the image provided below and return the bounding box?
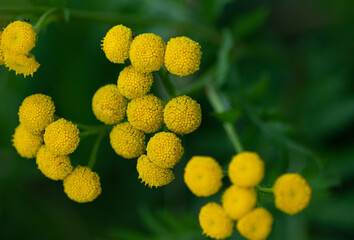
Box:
[117,65,153,99]
[228,151,265,187]
[199,202,233,239]
[92,84,127,124]
[221,185,257,220]
[44,118,80,155]
[18,93,55,133]
[36,145,73,180]
[63,165,101,203]
[136,155,174,188]
[0,21,36,55]
[273,173,312,215]
[184,156,223,197]
[127,94,164,133]
[164,36,201,77]
[12,124,43,159]
[0,31,4,64]
[237,207,274,240]
[3,53,40,77]
[146,132,184,169]
[109,122,146,159]
[164,95,202,135]
[101,24,132,63]
[129,33,165,73]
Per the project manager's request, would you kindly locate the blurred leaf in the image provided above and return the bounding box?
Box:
[215,28,234,87]
[212,107,242,124]
[202,0,234,23]
[245,72,270,100]
[138,205,168,235]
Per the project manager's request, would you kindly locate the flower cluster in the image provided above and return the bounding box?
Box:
[98,24,203,187]
[184,151,312,239]
[12,94,101,203]
[0,20,40,77]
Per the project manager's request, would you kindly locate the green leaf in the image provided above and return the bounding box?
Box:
[215,28,234,87]
[212,107,242,124]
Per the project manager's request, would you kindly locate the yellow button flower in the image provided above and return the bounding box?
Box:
[184,156,223,197]
[164,95,202,135]
[129,33,165,73]
[117,65,153,99]
[109,122,146,159]
[273,173,312,215]
[63,165,101,203]
[101,24,132,63]
[0,31,4,65]
[146,132,184,169]
[127,94,164,133]
[136,155,174,188]
[0,21,36,55]
[36,145,73,180]
[199,202,233,239]
[18,93,55,133]
[228,151,265,187]
[164,36,201,77]
[237,207,273,240]
[12,124,43,159]
[44,118,80,155]
[3,53,40,77]
[92,84,127,125]
[222,185,257,220]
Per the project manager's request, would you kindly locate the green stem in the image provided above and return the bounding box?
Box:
[87,133,105,169]
[79,125,112,138]
[156,68,177,98]
[255,185,273,194]
[33,7,59,33]
[205,84,244,153]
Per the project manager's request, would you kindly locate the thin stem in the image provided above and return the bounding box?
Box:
[79,125,112,138]
[256,185,273,194]
[87,133,105,169]
[156,68,177,98]
[33,7,59,33]
[205,84,244,153]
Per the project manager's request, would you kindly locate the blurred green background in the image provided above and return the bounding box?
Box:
[1,0,354,239]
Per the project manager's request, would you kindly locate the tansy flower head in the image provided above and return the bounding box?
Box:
[4,53,40,77]
[273,173,312,215]
[63,165,101,203]
[36,145,73,180]
[127,94,164,133]
[117,65,153,99]
[184,156,223,197]
[221,185,257,220]
[228,151,265,187]
[110,122,146,159]
[129,33,165,73]
[164,36,201,77]
[0,20,36,55]
[101,24,132,64]
[199,202,233,239]
[164,95,202,135]
[237,207,274,240]
[146,132,184,169]
[136,155,174,188]
[0,31,4,65]
[12,124,43,159]
[92,84,127,125]
[44,118,80,155]
[18,93,55,133]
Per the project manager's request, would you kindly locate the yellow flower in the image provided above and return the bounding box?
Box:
[199,202,233,239]
[221,185,257,220]
[164,36,201,77]
[63,165,101,203]
[92,84,127,125]
[101,24,132,63]
[273,173,312,215]
[129,33,165,73]
[136,155,174,188]
[184,156,223,197]
[44,118,80,155]
[164,95,202,135]
[109,122,146,159]
[3,53,40,77]
[228,151,265,187]
[117,65,153,99]
[127,94,164,133]
[18,93,55,133]
[237,207,273,240]
[12,124,43,159]
[36,145,73,180]
[0,31,4,65]
[146,132,184,169]
[0,21,36,55]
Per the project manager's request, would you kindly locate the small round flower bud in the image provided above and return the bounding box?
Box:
[92,84,127,125]
[12,124,43,159]
[44,118,80,155]
[4,53,40,77]
[146,132,184,169]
